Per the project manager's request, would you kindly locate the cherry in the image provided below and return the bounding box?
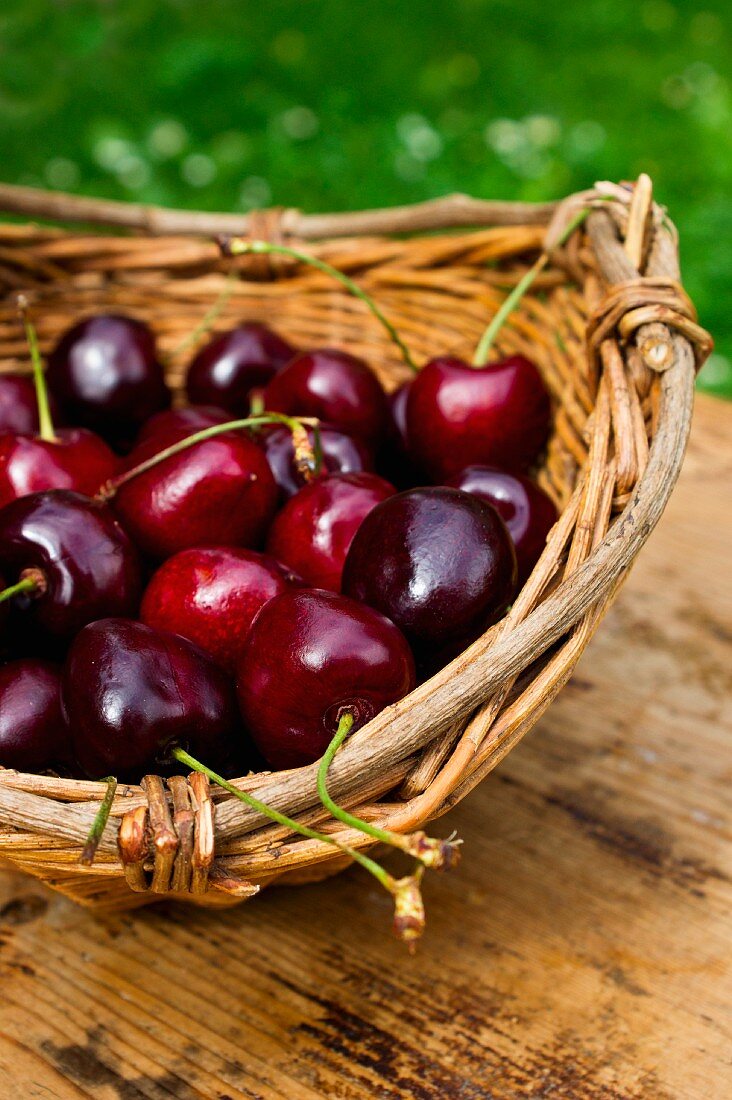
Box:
[63,618,241,781]
[405,355,551,480]
[0,428,118,508]
[47,315,171,448]
[186,323,295,414]
[0,489,142,642]
[259,422,374,500]
[135,404,231,447]
[263,349,389,445]
[141,546,299,673]
[237,588,415,769]
[0,306,119,507]
[445,466,558,587]
[342,486,517,668]
[0,374,61,434]
[266,472,396,592]
[111,426,278,561]
[378,380,422,489]
[0,659,71,772]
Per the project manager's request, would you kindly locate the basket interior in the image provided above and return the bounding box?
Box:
[0,222,592,511]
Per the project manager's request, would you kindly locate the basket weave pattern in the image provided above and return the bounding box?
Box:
[0,179,709,911]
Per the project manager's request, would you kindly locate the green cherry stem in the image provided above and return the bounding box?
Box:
[95,412,320,501]
[17,295,57,443]
[0,572,44,605]
[163,270,238,362]
[473,206,591,367]
[172,747,426,946]
[80,776,118,867]
[222,238,417,374]
[317,713,462,870]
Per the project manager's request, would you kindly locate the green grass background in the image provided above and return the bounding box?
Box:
[1,0,730,395]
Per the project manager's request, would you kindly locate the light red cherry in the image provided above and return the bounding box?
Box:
[141,546,299,672]
[266,472,396,591]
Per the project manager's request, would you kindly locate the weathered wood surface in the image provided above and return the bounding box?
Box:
[0,393,729,1099]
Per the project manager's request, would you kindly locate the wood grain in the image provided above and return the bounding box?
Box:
[0,393,729,1098]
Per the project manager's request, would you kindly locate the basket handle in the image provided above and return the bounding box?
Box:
[0,181,555,238]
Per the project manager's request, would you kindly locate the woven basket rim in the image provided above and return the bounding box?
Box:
[0,178,703,907]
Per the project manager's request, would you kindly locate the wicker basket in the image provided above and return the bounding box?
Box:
[0,177,711,913]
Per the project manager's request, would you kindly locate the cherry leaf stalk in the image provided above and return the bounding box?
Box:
[17,295,57,443]
[473,207,591,366]
[317,713,462,870]
[80,776,118,867]
[164,270,238,363]
[172,747,426,947]
[96,412,321,501]
[221,237,417,373]
[0,572,44,605]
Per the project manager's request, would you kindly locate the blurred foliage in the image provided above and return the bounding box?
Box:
[0,0,729,394]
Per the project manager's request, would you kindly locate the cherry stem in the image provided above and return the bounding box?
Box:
[317,713,462,871]
[16,295,57,443]
[164,270,238,362]
[223,238,417,374]
[0,575,40,605]
[172,747,426,947]
[80,776,118,867]
[96,412,319,501]
[473,207,591,366]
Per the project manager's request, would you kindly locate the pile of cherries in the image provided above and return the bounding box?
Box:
[0,303,558,784]
[0,247,562,943]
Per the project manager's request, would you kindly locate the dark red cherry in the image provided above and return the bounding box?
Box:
[47,315,171,448]
[0,374,61,435]
[0,428,118,508]
[445,466,558,586]
[259,422,374,500]
[63,618,241,781]
[377,380,422,489]
[237,588,415,769]
[263,349,389,445]
[342,486,517,668]
[141,546,299,673]
[186,323,295,414]
[135,404,231,448]
[0,660,70,772]
[406,355,551,480]
[0,490,142,641]
[112,427,278,560]
[266,472,396,592]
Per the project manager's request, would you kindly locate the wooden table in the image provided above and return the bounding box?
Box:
[0,394,729,1100]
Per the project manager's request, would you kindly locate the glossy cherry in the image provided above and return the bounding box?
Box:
[342,486,517,668]
[237,588,416,769]
[135,404,231,447]
[63,618,241,781]
[0,374,61,435]
[259,422,374,500]
[266,472,396,591]
[112,426,278,560]
[141,546,299,673]
[0,427,118,508]
[263,349,389,445]
[0,659,70,772]
[445,466,558,586]
[406,355,551,480]
[47,315,171,448]
[186,323,295,414]
[0,490,142,641]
